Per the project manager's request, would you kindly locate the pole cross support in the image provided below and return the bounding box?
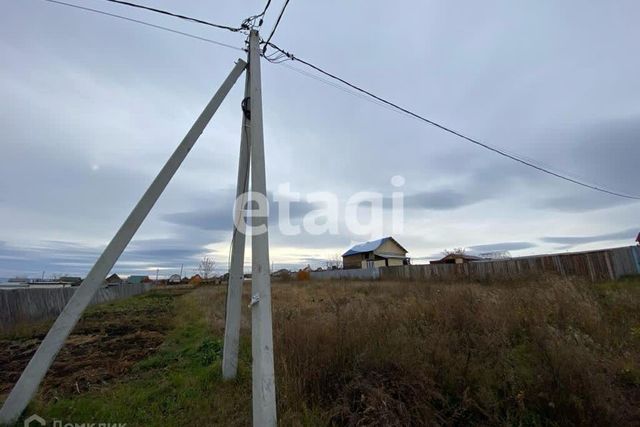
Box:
[0,59,247,425]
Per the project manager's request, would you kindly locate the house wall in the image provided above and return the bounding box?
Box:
[361,259,387,269]
[375,239,406,256]
[343,253,363,269]
[387,258,405,267]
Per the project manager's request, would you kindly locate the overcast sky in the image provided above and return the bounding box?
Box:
[1,0,639,278]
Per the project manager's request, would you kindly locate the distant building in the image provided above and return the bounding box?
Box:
[271,269,291,280]
[59,276,83,286]
[189,274,202,285]
[342,237,410,269]
[168,274,182,284]
[105,273,122,285]
[430,253,484,264]
[127,275,150,284]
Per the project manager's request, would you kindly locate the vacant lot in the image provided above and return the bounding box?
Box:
[2,277,640,426]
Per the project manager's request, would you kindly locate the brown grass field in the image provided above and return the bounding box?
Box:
[2,276,640,426]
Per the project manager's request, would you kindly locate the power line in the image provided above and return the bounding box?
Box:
[96,0,245,32]
[276,57,606,189]
[242,0,273,28]
[272,60,410,117]
[262,0,292,52]
[36,1,640,200]
[264,42,640,201]
[258,0,273,22]
[43,0,244,51]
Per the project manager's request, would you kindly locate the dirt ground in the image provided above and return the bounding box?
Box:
[0,288,188,400]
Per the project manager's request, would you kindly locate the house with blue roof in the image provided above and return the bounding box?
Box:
[342,237,410,269]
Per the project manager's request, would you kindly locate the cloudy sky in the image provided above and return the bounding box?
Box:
[1,0,639,278]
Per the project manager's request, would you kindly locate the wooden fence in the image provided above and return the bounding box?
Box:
[310,267,380,281]
[0,283,153,333]
[380,246,640,282]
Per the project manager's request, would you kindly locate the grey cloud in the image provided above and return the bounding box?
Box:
[123,238,207,262]
[540,228,638,245]
[528,117,640,212]
[569,118,640,195]
[533,194,637,213]
[161,192,320,231]
[162,209,232,231]
[0,238,214,278]
[401,189,489,210]
[468,242,537,252]
[269,232,351,251]
[2,1,640,275]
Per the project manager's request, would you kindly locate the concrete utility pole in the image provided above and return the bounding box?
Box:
[0,59,247,425]
[222,53,251,379]
[247,29,277,427]
[221,30,277,427]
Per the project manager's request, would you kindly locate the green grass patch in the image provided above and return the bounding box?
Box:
[25,290,253,427]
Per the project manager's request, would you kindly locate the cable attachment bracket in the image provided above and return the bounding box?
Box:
[241,97,251,120]
[249,293,260,308]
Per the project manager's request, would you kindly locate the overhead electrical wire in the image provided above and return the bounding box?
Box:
[96,0,246,32]
[262,0,291,52]
[258,0,273,22]
[43,0,244,51]
[263,42,640,201]
[273,57,605,188]
[37,0,640,201]
[272,61,411,116]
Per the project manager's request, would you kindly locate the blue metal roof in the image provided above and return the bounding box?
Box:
[342,237,388,256]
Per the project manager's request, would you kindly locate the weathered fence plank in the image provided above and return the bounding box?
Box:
[0,283,153,332]
[310,268,380,281]
[378,246,640,282]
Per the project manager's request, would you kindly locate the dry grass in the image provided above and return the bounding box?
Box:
[199,277,640,426]
[8,277,639,426]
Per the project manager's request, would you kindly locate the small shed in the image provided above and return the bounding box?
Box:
[430,253,484,264]
[189,274,203,285]
[342,237,410,269]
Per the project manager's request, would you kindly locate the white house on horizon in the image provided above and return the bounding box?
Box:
[342,237,410,270]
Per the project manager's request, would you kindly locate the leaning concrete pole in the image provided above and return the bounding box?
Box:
[248,30,277,426]
[0,59,247,425]
[222,59,251,380]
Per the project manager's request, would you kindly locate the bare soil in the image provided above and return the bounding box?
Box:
[0,288,188,400]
